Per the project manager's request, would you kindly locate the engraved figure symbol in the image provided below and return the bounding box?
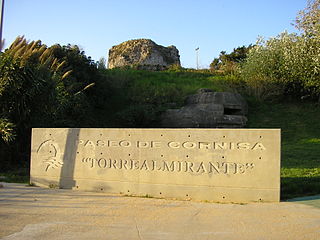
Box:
[36,140,63,171]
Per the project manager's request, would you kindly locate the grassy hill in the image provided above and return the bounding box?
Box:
[96,69,238,127]
[99,69,320,199]
[247,101,320,199]
[1,69,319,200]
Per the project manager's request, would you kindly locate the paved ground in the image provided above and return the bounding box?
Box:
[0,182,319,240]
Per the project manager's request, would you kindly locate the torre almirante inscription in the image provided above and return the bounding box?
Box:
[30,128,280,203]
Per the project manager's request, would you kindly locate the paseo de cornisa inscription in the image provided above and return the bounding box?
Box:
[77,139,266,151]
[77,138,264,175]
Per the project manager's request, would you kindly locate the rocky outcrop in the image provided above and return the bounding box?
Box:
[161,89,248,128]
[107,39,180,70]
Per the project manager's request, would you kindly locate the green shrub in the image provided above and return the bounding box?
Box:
[241,0,320,101]
[0,37,110,169]
[210,45,254,75]
[241,32,320,100]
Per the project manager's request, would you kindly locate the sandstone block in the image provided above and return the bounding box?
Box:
[30,128,281,203]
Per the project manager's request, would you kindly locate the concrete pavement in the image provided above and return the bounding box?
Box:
[0,182,320,240]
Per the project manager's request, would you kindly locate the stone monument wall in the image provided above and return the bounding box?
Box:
[30,128,281,203]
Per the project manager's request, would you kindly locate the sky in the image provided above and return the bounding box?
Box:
[2,0,307,68]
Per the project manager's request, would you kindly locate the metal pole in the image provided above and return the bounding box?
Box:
[0,0,4,50]
[195,47,199,70]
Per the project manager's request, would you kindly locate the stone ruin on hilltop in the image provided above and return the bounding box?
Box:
[107,39,181,70]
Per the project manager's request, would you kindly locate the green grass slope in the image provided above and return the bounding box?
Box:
[90,69,320,199]
[97,69,236,127]
[247,101,320,199]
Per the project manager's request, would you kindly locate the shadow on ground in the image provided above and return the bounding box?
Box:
[287,194,320,209]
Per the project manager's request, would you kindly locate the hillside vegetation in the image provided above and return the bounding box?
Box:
[98,70,320,199]
[97,69,237,127]
[1,59,319,199]
[247,101,320,199]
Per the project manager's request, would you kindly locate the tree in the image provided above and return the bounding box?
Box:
[241,32,320,100]
[240,0,320,101]
[210,45,254,74]
[295,0,320,37]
